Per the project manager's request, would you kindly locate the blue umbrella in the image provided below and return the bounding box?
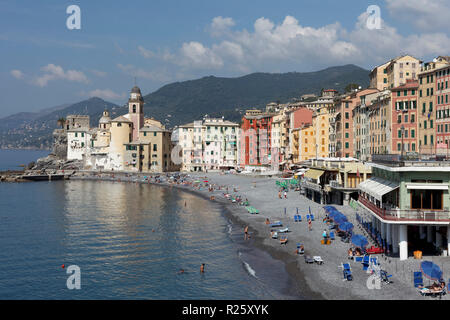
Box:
[339,222,354,232]
[351,234,368,248]
[420,261,443,281]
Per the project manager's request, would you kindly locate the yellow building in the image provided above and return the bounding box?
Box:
[123,125,177,172]
[299,125,316,161]
[312,106,329,158]
[418,57,450,154]
[109,115,133,171]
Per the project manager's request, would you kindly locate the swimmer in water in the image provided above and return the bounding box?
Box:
[200,263,205,273]
[178,269,185,274]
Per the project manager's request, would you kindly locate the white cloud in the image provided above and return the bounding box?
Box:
[32,64,89,87]
[10,69,24,79]
[85,89,125,100]
[179,41,224,69]
[210,16,235,37]
[138,45,155,59]
[385,0,450,31]
[137,12,450,75]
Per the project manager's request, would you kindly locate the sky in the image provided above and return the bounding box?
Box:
[1,0,450,116]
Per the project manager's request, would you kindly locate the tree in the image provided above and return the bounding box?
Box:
[345,83,360,93]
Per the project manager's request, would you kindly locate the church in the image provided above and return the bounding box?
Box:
[68,85,178,172]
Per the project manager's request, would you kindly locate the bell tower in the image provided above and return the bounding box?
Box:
[128,85,144,141]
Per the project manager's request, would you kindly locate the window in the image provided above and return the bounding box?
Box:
[411,114,415,123]
[153,144,157,151]
[154,132,157,137]
[411,129,415,138]
[412,143,416,151]
[430,120,433,128]
[397,143,401,151]
[398,130,402,138]
[345,142,349,149]
[345,123,349,129]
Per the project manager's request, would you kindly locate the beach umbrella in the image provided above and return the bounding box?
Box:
[351,234,368,248]
[339,222,354,232]
[420,261,443,281]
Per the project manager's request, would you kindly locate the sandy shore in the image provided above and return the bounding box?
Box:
[73,170,449,300]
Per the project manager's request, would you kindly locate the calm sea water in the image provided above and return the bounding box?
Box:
[0,150,299,299]
[0,149,49,171]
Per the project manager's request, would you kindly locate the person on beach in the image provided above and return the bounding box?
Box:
[284,191,287,199]
[244,226,249,240]
[278,191,282,199]
[322,229,328,242]
[308,218,312,231]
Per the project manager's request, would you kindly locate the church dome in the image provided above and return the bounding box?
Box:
[99,110,111,124]
[131,86,141,94]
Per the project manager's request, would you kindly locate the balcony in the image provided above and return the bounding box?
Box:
[358,196,450,222]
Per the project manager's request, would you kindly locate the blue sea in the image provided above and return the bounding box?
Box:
[0,150,300,299]
[0,149,49,171]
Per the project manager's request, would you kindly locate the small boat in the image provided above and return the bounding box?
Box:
[279,235,288,244]
[271,231,278,239]
[278,227,289,233]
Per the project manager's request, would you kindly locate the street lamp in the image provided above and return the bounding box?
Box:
[401,125,405,161]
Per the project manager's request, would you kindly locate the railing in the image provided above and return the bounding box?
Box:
[301,180,322,192]
[329,180,342,188]
[358,196,450,222]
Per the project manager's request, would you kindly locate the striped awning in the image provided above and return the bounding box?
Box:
[358,177,399,202]
[304,169,324,180]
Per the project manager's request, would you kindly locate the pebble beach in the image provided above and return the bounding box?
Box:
[73,170,450,300]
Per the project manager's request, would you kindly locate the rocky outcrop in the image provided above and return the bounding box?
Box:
[30,154,83,171]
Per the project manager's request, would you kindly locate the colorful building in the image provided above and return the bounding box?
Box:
[390,80,419,155]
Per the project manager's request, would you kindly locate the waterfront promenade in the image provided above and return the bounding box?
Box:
[73,170,449,300]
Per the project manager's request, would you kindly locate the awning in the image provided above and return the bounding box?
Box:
[406,183,449,190]
[358,177,399,202]
[304,169,324,180]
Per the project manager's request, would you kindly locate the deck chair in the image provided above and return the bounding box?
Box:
[362,255,370,271]
[342,263,353,281]
[313,256,324,265]
[354,256,363,262]
[330,231,335,240]
[310,214,315,221]
[306,214,311,221]
[304,255,314,264]
[297,215,302,222]
[414,272,423,288]
[380,270,393,284]
[296,243,305,255]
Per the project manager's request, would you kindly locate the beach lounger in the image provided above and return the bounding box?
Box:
[279,235,288,245]
[380,270,393,284]
[354,256,363,262]
[341,263,353,281]
[269,221,282,228]
[306,214,310,221]
[418,287,446,299]
[313,256,323,265]
[310,214,315,221]
[304,255,314,264]
[294,214,302,222]
[296,243,305,255]
[330,231,335,240]
[413,272,423,288]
